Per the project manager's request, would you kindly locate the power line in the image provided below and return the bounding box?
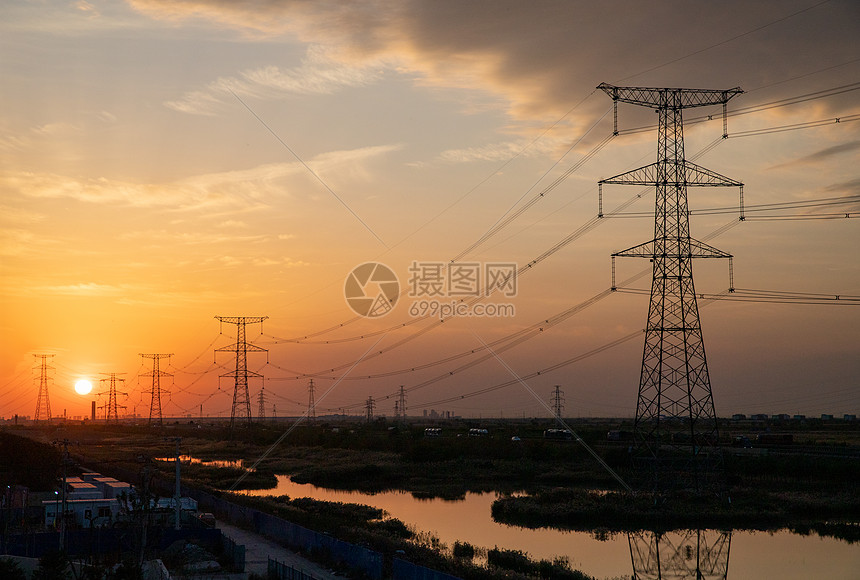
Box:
[616,82,860,136]
[229,89,388,249]
[616,0,833,83]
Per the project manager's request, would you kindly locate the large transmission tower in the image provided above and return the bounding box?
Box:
[598,83,743,492]
[215,316,268,430]
[34,354,54,423]
[98,373,127,423]
[140,354,172,426]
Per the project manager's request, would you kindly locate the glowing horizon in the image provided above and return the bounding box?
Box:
[1,1,858,421]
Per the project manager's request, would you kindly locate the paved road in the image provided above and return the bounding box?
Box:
[216,519,347,580]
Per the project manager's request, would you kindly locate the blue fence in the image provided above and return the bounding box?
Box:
[0,527,221,559]
[187,487,384,579]
[268,557,321,580]
[393,558,464,580]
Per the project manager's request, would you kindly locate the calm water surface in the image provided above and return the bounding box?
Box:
[243,475,860,579]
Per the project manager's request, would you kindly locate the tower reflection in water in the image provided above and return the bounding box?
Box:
[628,529,731,579]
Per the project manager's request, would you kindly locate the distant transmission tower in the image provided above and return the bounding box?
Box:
[140,354,172,426]
[551,385,564,420]
[98,373,127,423]
[215,316,268,430]
[307,379,316,422]
[34,354,54,423]
[365,396,375,422]
[397,386,407,422]
[257,387,266,421]
[598,83,743,492]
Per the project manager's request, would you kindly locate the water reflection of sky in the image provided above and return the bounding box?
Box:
[241,475,860,579]
[155,455,245,469]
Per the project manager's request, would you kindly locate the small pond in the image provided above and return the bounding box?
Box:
[242,475,860,579]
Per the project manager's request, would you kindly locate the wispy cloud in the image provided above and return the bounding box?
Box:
[0,205,45,225]
[793,141,860,165]
[768,140,860,171]
[2,144,400,210]
[36,282,125,296]
[131,0,860,126]
[438,138,559,164]
[165,47,385,116]
[117,229,268,246]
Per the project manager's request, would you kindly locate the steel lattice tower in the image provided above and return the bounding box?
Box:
[397,385,407,422]
[365,396,375,422]
[140,354,172,426]
[215,316,268,430]
[307,378,316,422]
[34,354,54,423]
[98,373,127,423]
[257,386,266,421]
[551,385,564,419]
[598,83,743,492]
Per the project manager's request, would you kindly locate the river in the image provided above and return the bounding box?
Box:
[241,475,860,579]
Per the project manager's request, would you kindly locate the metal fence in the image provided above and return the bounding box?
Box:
[392,558,464,580]
[268,556,320,580]
[187,487,383,579]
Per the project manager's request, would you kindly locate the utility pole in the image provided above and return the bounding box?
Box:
[598,83,743,493]
[98,373,127,423]
[365,396,375,423]
[307,379,316,422]
[140,354,172,426]
[34,354,54,423]
[551,385,564,421]
[215,316,268,430]
[164,437,182,531]
[54,438,70,550]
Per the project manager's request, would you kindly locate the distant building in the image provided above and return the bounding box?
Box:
[751,414,768,421]
[45,498,117,529]
[772,414,790,421]
[844,414,857,421]
[731,414,746,420]
[44,472,196,531]
[792,415,806,420]
[821,414,834,420]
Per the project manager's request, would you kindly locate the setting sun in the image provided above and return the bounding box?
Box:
[74,379,93,395]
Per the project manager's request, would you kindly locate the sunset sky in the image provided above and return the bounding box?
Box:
[2,0,858,421]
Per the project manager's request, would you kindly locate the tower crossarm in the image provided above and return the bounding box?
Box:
[215,316,268,325]
[601,160,742,187]
[598,83,743,109]
[216,342,268,354]
[220,369,264,379]
[613,238,731,259]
